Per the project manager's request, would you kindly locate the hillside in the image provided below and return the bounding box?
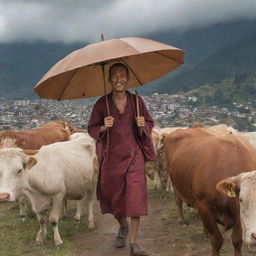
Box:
[0,41,84,99]
[155,32,256,105]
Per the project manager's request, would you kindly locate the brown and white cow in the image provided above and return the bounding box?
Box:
[0,120,78,149]
[145,127,187,192]
[217,171,256,249]
[164,127,256,256]
[0,136,98,247]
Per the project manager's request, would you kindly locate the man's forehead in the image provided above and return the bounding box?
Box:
[111,66,128,74]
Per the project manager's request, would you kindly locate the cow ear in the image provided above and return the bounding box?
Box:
[216,177,240,197]
[81,142,92,150]
[24,156,37,170]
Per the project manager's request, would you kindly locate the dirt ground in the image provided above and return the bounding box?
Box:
[68,190,255,256]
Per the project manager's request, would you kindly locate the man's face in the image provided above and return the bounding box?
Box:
[109,66,129,93]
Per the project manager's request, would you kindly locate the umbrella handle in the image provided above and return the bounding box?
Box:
[101,64,110,151]
[102,65,110,116]
[135,90,143,135]
[135,90,140,117]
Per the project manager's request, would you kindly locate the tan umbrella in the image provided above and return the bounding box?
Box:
[34,37,184,101]
[34,37,184,149]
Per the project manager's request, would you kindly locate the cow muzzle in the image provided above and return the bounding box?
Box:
[0,192,10,202]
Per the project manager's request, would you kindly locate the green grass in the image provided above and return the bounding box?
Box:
[0,202,88,256]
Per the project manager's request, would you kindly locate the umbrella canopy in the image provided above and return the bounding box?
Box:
[34,37,184,100]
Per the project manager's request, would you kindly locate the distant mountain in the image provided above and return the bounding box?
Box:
[0,41,84,99]
[137,18,256,95]
[147,19,256,65]
[154,32,256,104]
[0,19,256,99]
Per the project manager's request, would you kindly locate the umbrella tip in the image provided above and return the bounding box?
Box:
[101,34,105,41]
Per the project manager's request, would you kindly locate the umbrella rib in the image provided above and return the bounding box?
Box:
[155,51,184,65]
[58,69,79,101]
[122,59,143,86]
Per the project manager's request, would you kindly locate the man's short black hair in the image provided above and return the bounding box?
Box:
[109,62,129,77]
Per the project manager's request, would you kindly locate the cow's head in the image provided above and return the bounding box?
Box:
[145,128,162,180]
[0,131,18,148]
[217,171,256,247]
[145,128,168,191]
[0,148,37,202]
[62,121,77,135]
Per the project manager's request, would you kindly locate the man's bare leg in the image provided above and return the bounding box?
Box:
[130,217,148,256]
[130,216,140,243]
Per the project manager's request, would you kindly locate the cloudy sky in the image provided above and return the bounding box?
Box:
[0,0,256,43]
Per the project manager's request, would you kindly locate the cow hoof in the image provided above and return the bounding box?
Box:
[88,224,96,230]
[56,243,64,250]
[75,219,81,224]
[36,240,44,246]
[20,216,26,222]
[248,244,256,253]
[179,221,189,227]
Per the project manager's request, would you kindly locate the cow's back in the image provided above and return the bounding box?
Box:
[29,137,96,200]
[0,125,70,149]
[165,128,256,208]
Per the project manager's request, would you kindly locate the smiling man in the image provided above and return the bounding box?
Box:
[88,63,155,256]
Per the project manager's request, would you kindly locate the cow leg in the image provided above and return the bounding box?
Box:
[197,203,223,256]
[19,196,28,220]
[62,199,68,218]
[159,172,168,193]
[86,188,95,230]
[35,212,47,245]
[153,172,159,191]
[166,176,173,193]
[173,189,186,225]
[175,195,187,225]
[24,192,50,244]
[49,194,64,247]
[74,198,84,223]
[231,220,242,256]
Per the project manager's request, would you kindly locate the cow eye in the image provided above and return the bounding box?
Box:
[17,169,22,175]
[239,198,243,203]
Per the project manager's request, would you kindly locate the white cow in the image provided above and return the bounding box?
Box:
[239,132,256,150]
[217,170,256,249]
[0,136,98,247]
[69,132,96,222]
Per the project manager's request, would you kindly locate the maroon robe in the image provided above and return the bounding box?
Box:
[88,91,155,218]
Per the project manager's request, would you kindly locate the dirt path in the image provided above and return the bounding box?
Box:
[69,189,255,256]
[70,191,194,256]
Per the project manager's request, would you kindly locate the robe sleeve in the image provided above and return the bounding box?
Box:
[87,100,106,141]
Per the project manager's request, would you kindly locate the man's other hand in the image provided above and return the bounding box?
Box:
[104,116,114,128]
[100,116,114,132]
[136,116,145,127]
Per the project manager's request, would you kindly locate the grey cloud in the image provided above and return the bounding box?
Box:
[0,0,256,43]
